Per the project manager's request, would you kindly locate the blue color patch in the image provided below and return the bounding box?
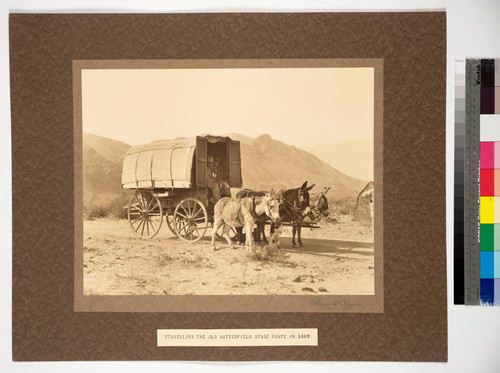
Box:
[481,279,495,305]
[480,252,494,278]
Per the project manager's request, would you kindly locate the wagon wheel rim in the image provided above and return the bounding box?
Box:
[173,198,208,243]
[165,213,177,235]
[127,190,163,239]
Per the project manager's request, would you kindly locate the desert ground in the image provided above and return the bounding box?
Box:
[83,215,374,296]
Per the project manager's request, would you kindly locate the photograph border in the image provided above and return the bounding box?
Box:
[11,12,446,361]
[73,58,384,313]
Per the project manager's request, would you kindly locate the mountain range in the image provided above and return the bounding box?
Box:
[83,133,368,202]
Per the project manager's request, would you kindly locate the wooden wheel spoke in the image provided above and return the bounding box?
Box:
[190,227,201,238]
[131,215,143,224]
[127,190,162,239]
[179,222,188,235]
[146,195,154,212]
[173,198,208,243]
[132,195,143,211]
[132,217,143,229]
[139,193,146,210]
[192,206,203,219]
[147,202,160,214]
[175,211,188,220]
[149,217,159,231]
[143,194,150,212]
[134,219,144,233]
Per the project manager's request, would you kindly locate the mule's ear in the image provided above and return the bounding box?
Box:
[300,181,308,190]
[304,183,315,192]
[324,187,331,195]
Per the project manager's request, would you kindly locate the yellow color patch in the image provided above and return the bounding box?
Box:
[481,197,495,224]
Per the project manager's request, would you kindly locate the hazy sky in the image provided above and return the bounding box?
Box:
[82,67,374,148]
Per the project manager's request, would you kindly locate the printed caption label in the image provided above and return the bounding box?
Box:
[157,328,318,347]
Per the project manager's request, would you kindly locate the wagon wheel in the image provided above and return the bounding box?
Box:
[127,190,163,239]
[173,198,208,243]
[165,213,177,235]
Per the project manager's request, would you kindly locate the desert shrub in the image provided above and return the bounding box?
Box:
[249,242,296,268]
[157,252,177,267]
[84,205,107,220]
[107,194,130,219]
[83,192,131,220]
[325,197,356,223]
[325,196,373,226]
[328,197,356,216]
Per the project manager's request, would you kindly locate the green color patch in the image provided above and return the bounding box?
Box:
[481,224,494,251]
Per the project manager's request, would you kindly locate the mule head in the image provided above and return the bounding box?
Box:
[263,193,281,226]
[298,181,315,207]
[310,186,331,219]
[317,195,329,217]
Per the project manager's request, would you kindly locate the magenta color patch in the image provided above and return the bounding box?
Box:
[481,142,495,169]
[495,142,500,168]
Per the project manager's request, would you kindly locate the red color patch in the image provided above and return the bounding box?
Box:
[481,169,495,196]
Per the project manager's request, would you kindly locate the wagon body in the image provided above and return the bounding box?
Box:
[122,135,242,191]
[121,135,242,242]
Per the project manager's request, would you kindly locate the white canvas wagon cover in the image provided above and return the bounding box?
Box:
[121,135,242,189]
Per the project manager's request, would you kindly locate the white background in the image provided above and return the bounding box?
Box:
[2,0,500,372]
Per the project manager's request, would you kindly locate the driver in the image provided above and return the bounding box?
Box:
[207,156,230,203]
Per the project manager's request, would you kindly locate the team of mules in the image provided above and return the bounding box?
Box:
[211,181,331,251]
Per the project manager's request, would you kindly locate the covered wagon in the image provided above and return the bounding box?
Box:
[122,135,243,242]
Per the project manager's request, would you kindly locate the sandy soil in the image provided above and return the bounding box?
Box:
[83,216,374,295]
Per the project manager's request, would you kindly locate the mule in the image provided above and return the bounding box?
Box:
[270,181,315,247]
[235,189,267,243]
[211,194,281,251]
[309,187,331,221]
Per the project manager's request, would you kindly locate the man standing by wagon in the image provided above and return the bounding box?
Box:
[207,156,230,204]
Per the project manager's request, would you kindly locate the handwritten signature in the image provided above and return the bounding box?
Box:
[310,299,363,311]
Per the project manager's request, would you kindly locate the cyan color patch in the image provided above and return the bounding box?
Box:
[495,252,500,278]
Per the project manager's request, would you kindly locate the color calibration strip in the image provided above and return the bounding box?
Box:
[456,58,500,305]
[479,59,499,305]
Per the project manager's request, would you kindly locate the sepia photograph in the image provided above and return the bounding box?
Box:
[74,59,382,311]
